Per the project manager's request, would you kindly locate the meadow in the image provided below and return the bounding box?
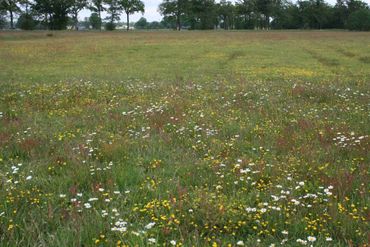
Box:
[0,31,369,246]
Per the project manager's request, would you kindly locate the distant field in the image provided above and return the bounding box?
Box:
[1,31,370,83]
[0,31,369,246]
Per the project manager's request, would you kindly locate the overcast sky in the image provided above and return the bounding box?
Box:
[80,0,370,22]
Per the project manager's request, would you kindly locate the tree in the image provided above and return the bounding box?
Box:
[89,12,101,29]
[271,1,301,29]
[254,0,282,29]
[104,0,122,30]
[346,0,368,14]
[89,0,105,29]
[32,0,75,30]
[189,0,218,30]
[149,21,163,29]
[159,0,189,30]
[70,0,87,30]
[298,0,331,29]
[0,9,7,29]
[119,0,144,30]
[16,12,36,29]
[134,16,147,29]
[347,8,370,30]
[32,0,52,29]
[333,0,347,28]
[0,0,21,29]
[218,0,235,29]
[236,0,258,29]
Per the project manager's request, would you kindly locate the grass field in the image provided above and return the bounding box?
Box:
[0,31,369,246]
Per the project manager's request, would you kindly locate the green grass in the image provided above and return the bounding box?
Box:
[0,31,369,246]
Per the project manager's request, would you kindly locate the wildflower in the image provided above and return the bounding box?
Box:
[59,194,66,198]
[26,176,32,180]
[296,239,307,245]
[292,199,300,205]
[326,237,332,241]
[236,240,244,246]
[170,240,177,246]
[282,230,289,235]
[307,236,316,242]
[246,207,256,212]
[148,238,156,244]
[84,203,91,209]
[145,222,156,229]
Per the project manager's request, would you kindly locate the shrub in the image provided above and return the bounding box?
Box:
[105,22,116,31]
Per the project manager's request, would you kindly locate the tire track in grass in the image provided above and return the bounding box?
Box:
[358,56,370,64]
[302,47,340,67]
[329,46,370,65]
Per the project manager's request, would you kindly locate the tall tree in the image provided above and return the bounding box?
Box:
[70,0,87,30]
[236,0,258,29]
[18,0,30,14]
[218,0,235,29]
[0,0,21,29]
[119,0,144,30]
[189,0,217,30]
[33,0,74,29]
[134,16,147,28]
[0,9,7,29]
[104,0,122,29]
[32,0,51,28]
[89,0,105,29]
[89,12,101,28]
[298,0,331,29]
[159,0,189,30]
[255,0,282,29]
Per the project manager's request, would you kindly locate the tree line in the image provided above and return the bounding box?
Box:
[1,0,370,31]
[0,0,144,30]
[159,0,370,31]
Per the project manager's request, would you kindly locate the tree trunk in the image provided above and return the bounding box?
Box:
[10,9,14,29]
[74,13,78,30]
[98,9,102,30]
[176,15,181,31]
[127,13,129,31]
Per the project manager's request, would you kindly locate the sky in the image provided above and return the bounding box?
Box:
[80,0,370,22]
